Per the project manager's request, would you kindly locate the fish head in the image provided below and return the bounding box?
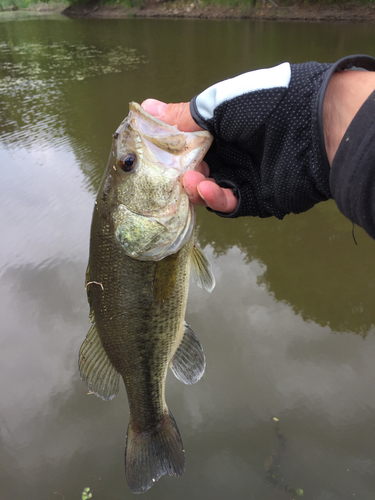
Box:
[99,102,212,261]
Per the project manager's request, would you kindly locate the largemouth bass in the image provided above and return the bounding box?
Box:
[79,102,214,494]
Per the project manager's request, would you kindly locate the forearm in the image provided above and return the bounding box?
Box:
[323,70,375,166]
[327,76,375,239]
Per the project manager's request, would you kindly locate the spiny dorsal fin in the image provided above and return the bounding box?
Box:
[190,243,215,292]
[170,323,205,385]
[79,321,120,401]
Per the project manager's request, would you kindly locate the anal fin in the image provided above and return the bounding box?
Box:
[79,321,120,401]
[170,323,205,385]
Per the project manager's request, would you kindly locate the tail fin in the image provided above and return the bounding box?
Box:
[125,410,185,494]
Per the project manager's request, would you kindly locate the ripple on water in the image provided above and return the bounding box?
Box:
[0,41,148,146]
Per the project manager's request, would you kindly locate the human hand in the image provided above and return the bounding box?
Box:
[141,99,238,214]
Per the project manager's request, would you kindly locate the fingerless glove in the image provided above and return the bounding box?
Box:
[190,55,375,221]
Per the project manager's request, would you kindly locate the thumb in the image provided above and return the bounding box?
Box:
[141,99,202,133]
[141,98,168,117]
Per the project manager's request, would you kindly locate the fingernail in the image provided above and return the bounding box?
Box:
[155,101,168,116]
[141,99,167,117]
[197,185,207,202]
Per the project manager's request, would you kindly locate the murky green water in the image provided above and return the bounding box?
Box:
[1,12,375,500]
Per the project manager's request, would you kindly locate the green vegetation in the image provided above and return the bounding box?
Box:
[0,0,36,10]
[99,0,375,5]
[200,0,375,6]
[82,487,92,500]
[0,0,67,11]
[1,0,374,15]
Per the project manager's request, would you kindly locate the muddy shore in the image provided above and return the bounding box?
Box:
[62,1,375,22]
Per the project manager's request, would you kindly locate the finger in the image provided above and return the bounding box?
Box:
[183,170,214,206]
[141,99,168,117]
[141,100,203,132]
[195,160,210,178]
[198,180,238,214]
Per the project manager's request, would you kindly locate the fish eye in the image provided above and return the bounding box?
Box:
[119,153,136,172]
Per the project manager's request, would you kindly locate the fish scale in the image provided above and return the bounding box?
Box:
[79,102,214,494]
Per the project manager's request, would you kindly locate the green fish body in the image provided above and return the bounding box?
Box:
[79,103,214,493]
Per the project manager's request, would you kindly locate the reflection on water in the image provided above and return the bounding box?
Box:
[197,201,375,335]
[0,36,146,147]
[1,13,375,500]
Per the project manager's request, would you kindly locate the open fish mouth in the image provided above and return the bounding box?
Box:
[122,102,213,174]
[110,102,213,262]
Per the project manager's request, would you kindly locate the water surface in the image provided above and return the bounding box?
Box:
[1,13,375,500]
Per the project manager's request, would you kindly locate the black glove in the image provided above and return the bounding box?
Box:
[190,55,375,220]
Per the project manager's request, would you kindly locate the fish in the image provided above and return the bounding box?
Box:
[78,102,214,494]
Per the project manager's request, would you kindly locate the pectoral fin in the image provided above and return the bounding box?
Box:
[79,321,120,401]
[170,323,205,384]
[190,243,215,292]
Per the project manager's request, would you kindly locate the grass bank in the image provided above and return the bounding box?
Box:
[63,0,375,22]
[0,0,67,12]
[1,0,375,22]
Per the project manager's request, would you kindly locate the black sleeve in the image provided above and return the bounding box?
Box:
[190,55,375,222]
[330,90,375,240]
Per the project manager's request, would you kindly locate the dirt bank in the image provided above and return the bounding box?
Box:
[62,1,375,22]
